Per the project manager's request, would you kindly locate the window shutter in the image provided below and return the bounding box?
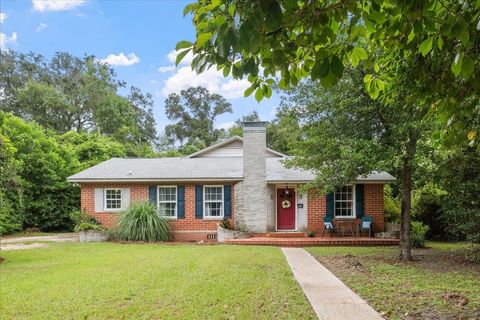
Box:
[177,185,185,219]
[326,192,334,218]
[195,185,203,219]
[94,188,104,212]
[355,184,365,218]
[149,186,157,205]
[121,188,130,210]
[224,185,232,218]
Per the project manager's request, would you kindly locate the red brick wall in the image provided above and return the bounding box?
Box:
[307,184,385,234]
[80,182,235,241]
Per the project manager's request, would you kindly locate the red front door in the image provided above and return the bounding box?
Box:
[277,188,296,230]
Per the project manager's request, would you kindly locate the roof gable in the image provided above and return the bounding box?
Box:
[186,136,286,158]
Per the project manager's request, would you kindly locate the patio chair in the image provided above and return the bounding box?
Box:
[322,216,337,237]
[358,216,373,237]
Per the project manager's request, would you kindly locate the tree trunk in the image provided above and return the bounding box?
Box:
[399,131,418,261]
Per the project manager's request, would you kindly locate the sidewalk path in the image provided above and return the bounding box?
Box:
[282,247,383,320]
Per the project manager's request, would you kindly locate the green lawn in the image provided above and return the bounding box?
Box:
[0,243,315,319]
[307,242,480,320]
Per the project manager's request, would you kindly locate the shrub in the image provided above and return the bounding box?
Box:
[412,183,447,240]
[384,185,400,223]
[74,222,104,232]
[463,244,480,264]
[220,217,234,230]
[0,203,22,235]
[410,221,429,248]
[115,202,170,242]
[70,209,100,226]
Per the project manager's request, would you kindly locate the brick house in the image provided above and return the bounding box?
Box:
[68,122,395,241]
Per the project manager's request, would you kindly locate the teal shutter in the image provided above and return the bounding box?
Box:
[195,185,203,219]
[149,186,157,205]
[355,184,365,218]
[177,185,185,219]
[326,192,334,218]
[224,185,232,218]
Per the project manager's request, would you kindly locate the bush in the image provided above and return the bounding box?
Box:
[410,221,429,248]
[0,203,22,235]
[74,222,104,232]
[412,183,447,240]
[115,202,170,242]
[384,185,400,223]
[220,217,233,230]
[463,244,480,264]
[70,209,100,226]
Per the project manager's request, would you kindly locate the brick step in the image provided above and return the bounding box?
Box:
[225,237,400,247]
[253,232,307,238]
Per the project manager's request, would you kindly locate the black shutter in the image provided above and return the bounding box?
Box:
[326,192,334,218]
[224,185,232,218]
[355,184,365,218]
[149,186,157,205]
[195,185,203,219]
[177,185,185,219]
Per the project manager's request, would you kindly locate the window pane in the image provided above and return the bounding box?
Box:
[159,187,176,202]
[205,202,222,217]
[205,187,223,201]
[159,203,176,217]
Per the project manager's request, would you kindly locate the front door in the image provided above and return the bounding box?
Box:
[277,188,296,230]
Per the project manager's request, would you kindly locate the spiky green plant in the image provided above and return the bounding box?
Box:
[115,202,170,242]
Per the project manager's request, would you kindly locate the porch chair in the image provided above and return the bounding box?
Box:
[322,216,337,237]
[358,216,373,237]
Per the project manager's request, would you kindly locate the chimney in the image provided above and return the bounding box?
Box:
[239,121,268,232]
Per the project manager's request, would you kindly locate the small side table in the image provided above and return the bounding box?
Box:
[335,220,356,237]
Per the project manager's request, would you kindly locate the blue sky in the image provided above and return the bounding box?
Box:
[0,0,281,132]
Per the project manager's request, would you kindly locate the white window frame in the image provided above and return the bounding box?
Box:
[334,185,356,219]
[157,186,177,219]
[203,185,224,219]
[104,188,122,211]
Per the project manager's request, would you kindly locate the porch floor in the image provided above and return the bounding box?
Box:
[225,235,399,247]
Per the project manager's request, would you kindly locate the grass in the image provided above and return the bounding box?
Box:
[0,243,315,319]
[307,242,480,320]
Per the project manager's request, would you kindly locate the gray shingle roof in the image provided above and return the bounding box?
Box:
[67,157,395,183]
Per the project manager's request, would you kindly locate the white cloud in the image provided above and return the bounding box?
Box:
[216,121,235,130]
[158,65,176,73]
[99,52,140,66]
[161,50,250,99]
[0,32,17,49]
[0,12,7,24]
[36,23,48,31]
[32,0,85,12]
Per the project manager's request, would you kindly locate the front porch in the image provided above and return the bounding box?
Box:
[225,232,399,247]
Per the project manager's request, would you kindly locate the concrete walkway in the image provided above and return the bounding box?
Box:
[282,248,383,320]
[0,233,77,244]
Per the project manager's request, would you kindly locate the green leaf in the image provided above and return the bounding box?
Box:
[419,37,434,56]
[451,53,463,76]
[175,49,191,66]
[264,0,283,31]
[244,85,255,97]
[350,47,368,67]
[195,32,212,49]
[437,36,443,50]
[330,56,344,78]
[461,56,474,78]
[318,59,330,78]
[407,28,415,44]
[255,87,263,102]
[223,65,231,77]
[175,40,193,51]
[183,2,198,16]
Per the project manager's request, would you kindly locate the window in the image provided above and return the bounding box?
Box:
[334,185,355,218]
[158,186,177,218]
[204,186,223,218]
[105,189,122,210]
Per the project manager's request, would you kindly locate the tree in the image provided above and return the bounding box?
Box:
[164,86,232,146]
[0,51,158,147]
[0,112,80,231]
[178,0,479,142]
[281,68,435,260]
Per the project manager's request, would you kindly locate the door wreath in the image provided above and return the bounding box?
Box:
[281,200,291,209]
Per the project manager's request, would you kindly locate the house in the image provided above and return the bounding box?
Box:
[67,122,395,241]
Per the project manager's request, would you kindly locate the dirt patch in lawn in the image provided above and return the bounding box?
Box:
[312,246,480,320]
[0,243,48,251]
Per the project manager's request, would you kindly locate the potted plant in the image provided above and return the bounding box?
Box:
[76,222,109,243]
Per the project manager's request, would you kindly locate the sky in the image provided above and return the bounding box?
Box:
[0,0,281,132]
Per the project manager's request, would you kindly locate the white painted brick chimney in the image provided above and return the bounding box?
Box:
[234,121,268,232]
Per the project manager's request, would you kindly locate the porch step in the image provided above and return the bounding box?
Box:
[253,232,307,238]
[225,237,400,247]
